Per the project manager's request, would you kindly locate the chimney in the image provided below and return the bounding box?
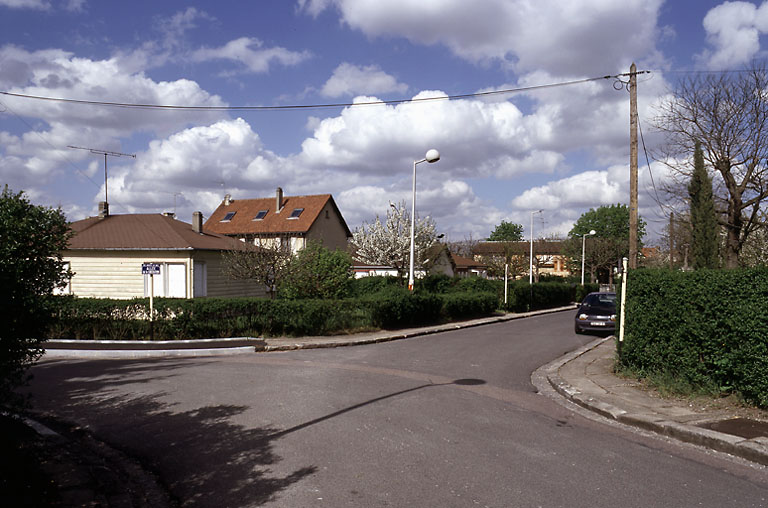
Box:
[192,211,203,234]
[276,187,283,212]
[163,211,175,219]
[224,193,232,206]
[98,201,109,219]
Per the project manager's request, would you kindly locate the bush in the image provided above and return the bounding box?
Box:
[619,268,768,408]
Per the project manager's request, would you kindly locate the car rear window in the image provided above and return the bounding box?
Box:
[585,294,616,306]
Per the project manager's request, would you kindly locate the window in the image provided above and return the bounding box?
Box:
[288,208,304,219]
[253,210,268,220]
[221,211,236,222]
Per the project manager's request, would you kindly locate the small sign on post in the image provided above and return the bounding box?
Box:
[142,263,161,340]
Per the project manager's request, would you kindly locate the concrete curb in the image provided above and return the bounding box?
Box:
[537,337,768,467]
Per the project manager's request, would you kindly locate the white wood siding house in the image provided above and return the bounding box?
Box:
[61,209,267,299]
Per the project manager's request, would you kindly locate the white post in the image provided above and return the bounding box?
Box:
[618,257,628,344]
[408,159,417,291]
[581,234,587,285]
[149,274,154,321]
[504,263,508,306]
[529,210,541,284]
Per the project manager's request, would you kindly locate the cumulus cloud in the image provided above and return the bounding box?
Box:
[697,1,768,69]
[321,63,408,98]
[0,0,49,9]
[300,0,664,75]
[191,37,311,74]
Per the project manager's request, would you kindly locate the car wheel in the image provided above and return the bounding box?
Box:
[574,323,583,334]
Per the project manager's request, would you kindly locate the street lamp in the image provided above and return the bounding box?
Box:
[408,149,440,291]
[529,209,542,284]
[581,229,596,285]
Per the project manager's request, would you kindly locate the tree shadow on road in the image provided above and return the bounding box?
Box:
[26,358,316,507]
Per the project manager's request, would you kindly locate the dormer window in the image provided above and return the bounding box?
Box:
[221,211,236,222]
[253,210,268,220]
[288,208,304,219]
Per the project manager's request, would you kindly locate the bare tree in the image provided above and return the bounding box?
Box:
[654,64,768,268]
[351,201,438,281]
[221,239,292,298]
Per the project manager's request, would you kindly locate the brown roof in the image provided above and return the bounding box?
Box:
[67,214,243,251]
[472,241,566,256]
[451,253,487,269]
[204,194,351,237]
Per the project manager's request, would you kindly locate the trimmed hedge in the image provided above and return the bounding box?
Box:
[618,268,768,408]
[46,290,498,340]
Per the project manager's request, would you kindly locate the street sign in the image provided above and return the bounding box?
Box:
[142,263,161,275]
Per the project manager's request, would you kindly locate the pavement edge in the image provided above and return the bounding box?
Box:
[533,337,768,468]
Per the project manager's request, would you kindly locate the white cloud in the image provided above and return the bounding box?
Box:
[300,0,664,75]
[321,63,408,98]
[0,0,49,9]
[191,37,311,74]
[697,1,768,69]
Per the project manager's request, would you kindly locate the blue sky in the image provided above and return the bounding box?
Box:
[1,0,765,243]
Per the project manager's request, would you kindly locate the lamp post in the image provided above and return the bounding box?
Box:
[581,229,596,285]
[408,149,440,291]
[529,209,542,284]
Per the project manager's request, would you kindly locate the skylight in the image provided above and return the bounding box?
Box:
[221,211,236,222]
[288,208,304,219]
[253,210,268,220]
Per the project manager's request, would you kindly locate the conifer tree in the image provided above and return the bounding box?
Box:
[688,142,719,269]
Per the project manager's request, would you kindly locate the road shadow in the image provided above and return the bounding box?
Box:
[25,358,316,507]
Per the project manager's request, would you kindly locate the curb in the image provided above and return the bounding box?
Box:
[538,338,768,467]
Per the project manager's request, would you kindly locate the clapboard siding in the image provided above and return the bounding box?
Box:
[63,250,267,299]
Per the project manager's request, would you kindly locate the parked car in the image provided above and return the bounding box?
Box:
[574,292,617,334]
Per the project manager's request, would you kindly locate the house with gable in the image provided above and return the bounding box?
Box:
[204,188,352,253]
[60,203,268,299]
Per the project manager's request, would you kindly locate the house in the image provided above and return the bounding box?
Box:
[472,240,571,278]
[60,203,267,299]
[204,188,352,253]
[451,253,487,278]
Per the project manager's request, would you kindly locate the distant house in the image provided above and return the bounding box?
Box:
[451,253,487,278]
[352,244,486,279]
[60,204,267,299]
[472,240,571,279]
[204,188,352,253]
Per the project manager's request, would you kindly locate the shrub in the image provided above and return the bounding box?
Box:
[619,268,768,408]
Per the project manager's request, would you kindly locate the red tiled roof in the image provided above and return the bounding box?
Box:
[67,214,243,251]
[204,194,351,237]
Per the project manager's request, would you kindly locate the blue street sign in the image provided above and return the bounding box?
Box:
[142,263,161,275]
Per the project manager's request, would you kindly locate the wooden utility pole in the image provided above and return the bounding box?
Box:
[628,63,639,269]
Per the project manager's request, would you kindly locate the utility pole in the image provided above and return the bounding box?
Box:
[68,146,136,205]
[628,62,639,269]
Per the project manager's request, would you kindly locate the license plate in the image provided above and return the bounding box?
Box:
[590,321,606,326]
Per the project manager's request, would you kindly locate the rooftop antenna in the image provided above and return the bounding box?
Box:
[68,146,136,204]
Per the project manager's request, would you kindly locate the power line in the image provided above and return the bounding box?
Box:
[0,71,649,112]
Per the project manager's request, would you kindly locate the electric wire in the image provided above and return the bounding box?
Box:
[0,71,649,112]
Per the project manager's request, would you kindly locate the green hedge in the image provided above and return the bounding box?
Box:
[46,290,498,340]
[619,268,768,408]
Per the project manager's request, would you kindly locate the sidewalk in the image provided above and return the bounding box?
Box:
[539,336,768,467]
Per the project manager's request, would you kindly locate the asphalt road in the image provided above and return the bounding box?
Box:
[27,312,768,507]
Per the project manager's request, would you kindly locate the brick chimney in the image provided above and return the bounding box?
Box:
[98,201,109,219]
[192,211,203,233]
[276,187,283,212]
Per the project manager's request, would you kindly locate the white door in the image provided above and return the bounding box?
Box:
[166,263,186,298]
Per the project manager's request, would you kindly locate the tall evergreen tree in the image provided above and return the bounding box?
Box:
[688,142,719,269]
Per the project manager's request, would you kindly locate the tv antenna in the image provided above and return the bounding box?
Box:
[67,146,136,204]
